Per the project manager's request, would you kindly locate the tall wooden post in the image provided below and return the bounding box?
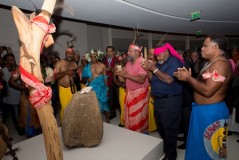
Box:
[11,0,63,159]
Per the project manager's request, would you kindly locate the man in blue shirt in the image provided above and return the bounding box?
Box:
[142,42,184,160]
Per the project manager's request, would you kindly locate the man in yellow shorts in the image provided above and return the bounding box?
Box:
[54,48,78,120]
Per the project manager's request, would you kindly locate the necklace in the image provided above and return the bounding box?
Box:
[199,57,225,75]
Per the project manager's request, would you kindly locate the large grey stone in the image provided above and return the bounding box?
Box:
[62,91,103,148]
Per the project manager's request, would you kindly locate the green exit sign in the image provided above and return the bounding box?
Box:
[196,31,202,36]
[191,11,200,21]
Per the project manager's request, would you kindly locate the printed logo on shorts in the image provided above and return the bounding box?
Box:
[203,119,228,159]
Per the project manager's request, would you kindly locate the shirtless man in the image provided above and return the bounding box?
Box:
[54,48,78,120]
[174,35,232,160]
[89,52,107,85]
[82,50,110,123]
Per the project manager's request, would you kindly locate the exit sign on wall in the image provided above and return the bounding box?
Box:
[196,31,202,36]
[190,11,200,21]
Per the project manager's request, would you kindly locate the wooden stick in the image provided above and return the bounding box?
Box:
[11,0,63,159]
[144,47,147,59]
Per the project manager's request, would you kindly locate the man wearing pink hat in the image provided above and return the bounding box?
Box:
[142,42,184,160]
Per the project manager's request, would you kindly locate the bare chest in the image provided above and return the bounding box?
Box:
[91,63,103,74]
[60,61,76,72]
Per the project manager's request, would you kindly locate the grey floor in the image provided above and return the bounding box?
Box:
[3,109,239,160]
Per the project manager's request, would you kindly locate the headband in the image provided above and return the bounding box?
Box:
[129,44,142,52]
[66,48,74,54]
[154,43,184,63]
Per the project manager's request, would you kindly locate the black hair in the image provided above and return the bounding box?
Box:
[106,46,114,52]
[0,46,7,51]
[208,35,227,52]
[3,53,15,62]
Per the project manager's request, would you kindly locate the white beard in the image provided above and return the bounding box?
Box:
[157,60,164,64]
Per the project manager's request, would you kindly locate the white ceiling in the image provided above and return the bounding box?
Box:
[2,0,239,36]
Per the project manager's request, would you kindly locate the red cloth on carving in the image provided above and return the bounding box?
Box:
[20,66,52,109]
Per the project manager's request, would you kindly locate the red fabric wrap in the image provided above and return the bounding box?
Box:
[20,66,52,109]
[31,16,56,53]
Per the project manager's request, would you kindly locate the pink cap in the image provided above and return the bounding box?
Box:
[154,43,184,64]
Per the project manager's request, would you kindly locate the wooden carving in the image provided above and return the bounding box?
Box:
[11,0,63,159]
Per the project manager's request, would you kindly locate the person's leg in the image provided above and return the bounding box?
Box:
[154,98,166,155]
[51,83,58,116]
[119,87,126,126]
[112,83,120,111]
[178,92,193,149]
[155,96,182,160]
[59,86,73,121]
[164,97,182,160]
[149,97,157,132]
[104,111,110,123]
[0,100,7,125]
[154,100,165,139]
[10,104,19,130]
[108,85,116,119]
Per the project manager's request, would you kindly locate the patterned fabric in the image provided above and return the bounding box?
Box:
[125,87,150,133]
[89,75,109,112]
[31,16,56,52]
[125,56,149,90]
[202,70,225,82]
[20,66,52,109]
[82,63,109,112]
[185,102,229,160]
[82,63,92,83]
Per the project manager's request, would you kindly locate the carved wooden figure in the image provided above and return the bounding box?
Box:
[11,0,63,159]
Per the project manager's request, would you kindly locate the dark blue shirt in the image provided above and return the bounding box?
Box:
[151,55,184,97]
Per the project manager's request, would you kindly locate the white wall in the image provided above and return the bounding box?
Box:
[0,8,89,60]
[87,25,105,52]
[0,8,21,61]
[48,20,88,59]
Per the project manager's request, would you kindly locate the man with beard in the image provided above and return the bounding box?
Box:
[142,43,184,160]
[116,44,150,133]
[54,48,78,120]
